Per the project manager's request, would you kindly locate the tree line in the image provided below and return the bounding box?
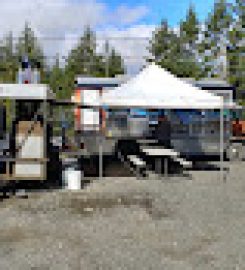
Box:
[148,0,244,93]
[0,24,125,99]
[0,0,243,100]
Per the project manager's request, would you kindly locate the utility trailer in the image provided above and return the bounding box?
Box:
[0,84,60,187]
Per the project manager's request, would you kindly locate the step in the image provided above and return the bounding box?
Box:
[127,155,146,167]
[140,146,179,157]
[137,139,158,144]
[173,157,192,168]
[117,151,127,162]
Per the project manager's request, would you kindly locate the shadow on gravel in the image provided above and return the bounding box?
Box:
[11,192,175,221]
[60,195,174,220]
[189,161,228,172]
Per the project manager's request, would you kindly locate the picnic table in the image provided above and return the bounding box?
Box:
[140,146,191,178]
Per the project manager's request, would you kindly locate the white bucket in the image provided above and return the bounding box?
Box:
[62,167,71,188]
[67,170,82,190]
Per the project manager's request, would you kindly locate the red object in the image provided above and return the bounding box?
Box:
[75,86,105,132]
[158,116,167,122]
[74,89,81,130]
[100,108,106,131]
[232,120,245,137]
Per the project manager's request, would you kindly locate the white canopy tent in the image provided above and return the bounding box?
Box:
[82,63,238,181]
[84,63,235,109]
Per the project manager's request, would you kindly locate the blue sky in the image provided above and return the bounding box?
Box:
[101,0,217,26]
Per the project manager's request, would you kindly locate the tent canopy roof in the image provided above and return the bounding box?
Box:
[83,63,236,109]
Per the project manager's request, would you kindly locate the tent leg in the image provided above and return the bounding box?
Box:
[164,157,168,178]
[99,136,103,180]
[155,158,162,179]
[220,106,225,182]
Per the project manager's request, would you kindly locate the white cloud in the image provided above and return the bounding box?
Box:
[0,0,106,37]
[96,25,155,74]
[0,0,149,36]
[0,0,153,74]
[109,5,149,25]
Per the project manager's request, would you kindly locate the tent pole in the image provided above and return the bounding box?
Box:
[43,98,47,181]
[220,100,225,182]
[99,136,103,180]
[99,96,103,181]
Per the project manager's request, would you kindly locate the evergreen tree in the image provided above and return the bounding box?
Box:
[64,26,105,97]
[227,0,244,96]
[66,26,103,76]
[48,54,65,99]
[64,27,125,97]
[148,19,201,77]
[65,27,90,98]
[104,41,125,77]
[15,22,46,82]
[0,32,17,82]
[180,5,199,48]
[200,0,233,78]
[148,20,179,73]
[0,32,17,129]
[179,4,202,78]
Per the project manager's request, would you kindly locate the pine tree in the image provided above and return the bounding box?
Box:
[104,41,125,77]
[0,32,17,129]
[66,26,103,77]
[48,54,66,99]
[64,27,125,97]
[180,5,199,48]
[64,26,103,98]
[148,20,178,73]
[0,32,17,82]
[148,19,201,78]
[200,0,233,78]
[15,22,46,82]
[227,0,244,97]
[179,4,202,78]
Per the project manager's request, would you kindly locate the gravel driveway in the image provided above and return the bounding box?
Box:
[0,161,245,269]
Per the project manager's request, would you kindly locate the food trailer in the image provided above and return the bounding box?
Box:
[73,76,130,156]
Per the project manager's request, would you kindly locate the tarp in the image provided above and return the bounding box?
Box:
[83,63,237,109]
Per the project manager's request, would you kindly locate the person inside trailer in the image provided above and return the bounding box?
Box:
[155,110,171,148]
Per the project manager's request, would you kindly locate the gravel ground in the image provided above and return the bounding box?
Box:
[0,161,245,269]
